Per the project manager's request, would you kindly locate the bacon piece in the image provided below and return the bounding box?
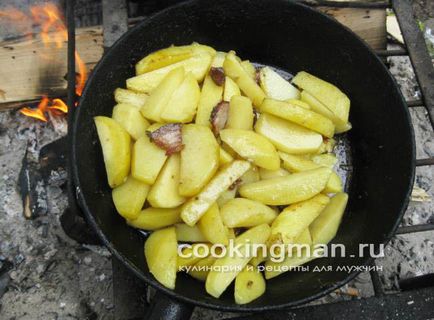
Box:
[147,123,184,155]
[229,178,242,190]
[209,67,226,86]
[210,101,229,136]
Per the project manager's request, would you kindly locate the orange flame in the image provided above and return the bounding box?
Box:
[0,4,87,121]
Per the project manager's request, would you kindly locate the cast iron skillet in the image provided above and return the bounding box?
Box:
[72,0,415,318]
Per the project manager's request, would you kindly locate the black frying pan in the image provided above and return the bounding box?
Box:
[71,0,415,318]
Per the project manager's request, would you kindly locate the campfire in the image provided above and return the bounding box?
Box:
[0,3,87,122]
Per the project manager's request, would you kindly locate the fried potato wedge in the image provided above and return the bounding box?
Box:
[161,72,201,123]
[239,167,332,205]
[223,51,265,107]
[94,116,131,188]
[216,188,237,207]
[255,113,322,154]
[195,74,224,126]
[292,71,350,124]
[219,146,234,167]
[112,103,150,140]
[269,194,330,245]
[114,88,148,108]
[285,98,310,110]
[198,203,229,245]
[259,167,290,180]
[223,77,241,101]
[135,43,216,74]
[131,135,167,185]
[148,154,185,208]
[300,90,351,133]
[234,266,266,304]
[112,176,150,220]
[220,198,277,228]
[127,207,181,230]
[128,53,212,93]
[175,223,208,242]
[226,95,254,130]
[205,224,271,298]
[180,124,219,197]
[310,192,348,245]
[311,153,338,167]
[239,166,260,185]
[181,160,251,226]
[140,67,185,122]
[187,256,217,281]
[260,98,335,138]
[241,60,257,79]
[259,66,300,100]
[144,227,177,289]
[279,152,342,193]
[265,247,324,279]
[220,129,280,170]
[177,243,211,269]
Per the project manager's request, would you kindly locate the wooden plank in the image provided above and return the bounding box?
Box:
[0,26,103,109]
[318,7,387,50]
[0,6,386,110]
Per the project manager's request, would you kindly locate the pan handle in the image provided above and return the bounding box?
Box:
[145,291,194,320]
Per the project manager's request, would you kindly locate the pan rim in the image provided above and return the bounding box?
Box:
[72,0,415,312]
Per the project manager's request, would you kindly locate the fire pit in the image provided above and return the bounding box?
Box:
[0,0,433,319]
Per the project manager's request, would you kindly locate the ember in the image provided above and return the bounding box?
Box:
[0,4,87,121]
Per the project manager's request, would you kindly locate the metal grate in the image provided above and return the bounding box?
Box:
[65,0,434,318]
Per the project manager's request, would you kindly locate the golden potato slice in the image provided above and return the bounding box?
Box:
[144,227,177,289]
[269,194,330,245]
[220,129,280,170]
[177,243,211,269]
[279,152,342,194]
[187,256,217,281]
[226,95,254,130]
[300,90,351,133]
[94,116,131,188]
[135,43,216,74]
[294,228,313,247]
[260,98,335,138]
[114,88,148,108]
[259,66,300,100]
[239,167,332,205]
[323,172,343,193]
[311,153,338,167]
[205,224,271,298]
[255,113,322,154]
[292,71,350,124]
[219,146,234,167]
[234,265,266,304]
[175,224,208,242]
[181,160,251,226]
[128,53,212,93]
[148,154,185,208]
[198,203,229,245]
[223,51,265,107]
[211,51,227,68]
[140,67,184,122]
[239,166,260,185]
[112,176,150,220]
[127,207,181,230]
[160,72,200,123]
[310,192,348,245]
[216,188,237,207]
[180,124,219,197]
[223,77,241,101]
[195,75,224,126]
[259,167,290,180]
[241,60,256,79]
[285,98,310,110]
[220,198,277,228]
[131,136,167,185]
[112,103,150,140]
[265,247,324,279]
[315,138,336,154]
